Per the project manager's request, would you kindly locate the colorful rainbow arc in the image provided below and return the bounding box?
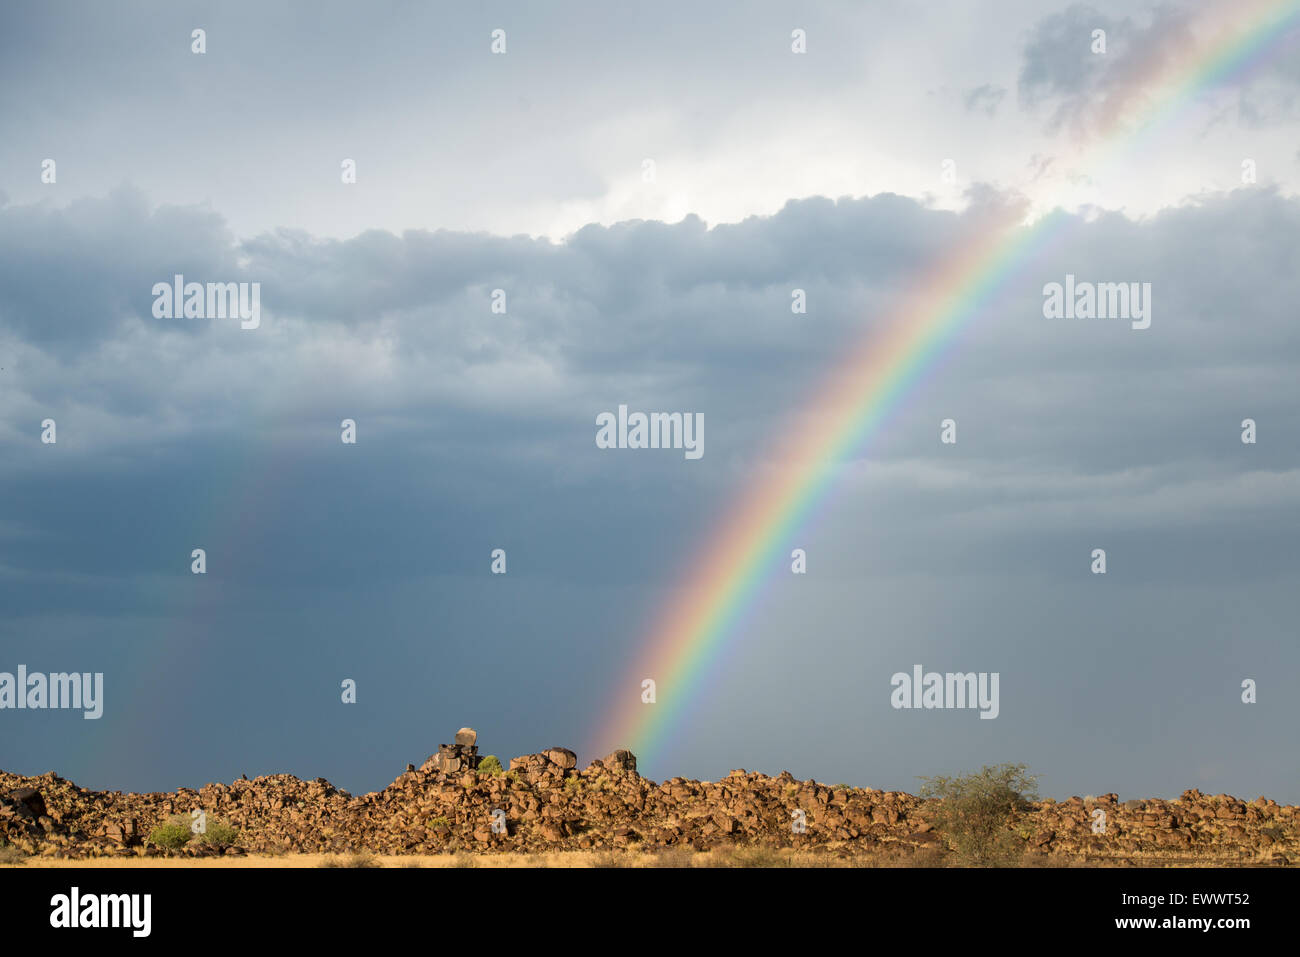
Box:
[593,0,1300,771]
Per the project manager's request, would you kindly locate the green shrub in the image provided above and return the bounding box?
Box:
[193,817,240,848]
[478,755,504,776]
[147,817,193,851]
[918,763,1039,866]
[429,816,449,828]
[148,812,241,851]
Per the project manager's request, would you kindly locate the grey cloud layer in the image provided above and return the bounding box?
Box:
[11,1,1294,243]
[2,183,1297,797]
[4,183,1298,529]
[1018,2,1300,133]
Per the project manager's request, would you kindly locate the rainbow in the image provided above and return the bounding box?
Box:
[593,0,1300,771]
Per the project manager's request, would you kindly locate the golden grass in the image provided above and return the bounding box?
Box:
[1,845,1287,869]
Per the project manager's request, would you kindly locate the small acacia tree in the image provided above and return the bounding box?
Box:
[918,763,1039,866]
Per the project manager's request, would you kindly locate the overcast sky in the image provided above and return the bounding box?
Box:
[2,0,1298,802]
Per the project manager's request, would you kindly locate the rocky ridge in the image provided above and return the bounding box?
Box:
[2,733,1295,864]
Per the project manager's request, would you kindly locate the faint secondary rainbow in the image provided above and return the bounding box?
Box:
[593,0,1300,768]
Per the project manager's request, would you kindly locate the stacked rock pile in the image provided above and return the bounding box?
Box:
[419,728,480,774]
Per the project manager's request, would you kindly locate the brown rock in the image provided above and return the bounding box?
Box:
[602,750,638,773]
[7,788,46,818]
[0,749,1294,864]
[545,748,577,770]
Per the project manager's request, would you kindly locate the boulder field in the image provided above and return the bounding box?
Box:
[2,736,1295,864]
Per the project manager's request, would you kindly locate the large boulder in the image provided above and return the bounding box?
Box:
[545,748,577,770]
[6,788,46,819]
[602,750,637,773]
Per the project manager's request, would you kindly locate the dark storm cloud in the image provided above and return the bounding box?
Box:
[0,187,239,346]
[3,183,1298,491]
[2,184,1298,799]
